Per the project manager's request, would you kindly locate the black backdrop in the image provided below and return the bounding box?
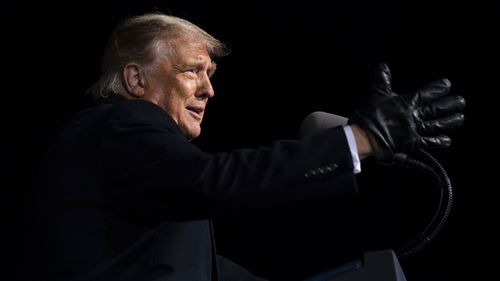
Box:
[6,1,497,280]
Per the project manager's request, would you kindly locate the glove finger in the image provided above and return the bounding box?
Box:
[420,113,465,134]
[370,63,395,97]
[421,135,452,149]
[418,95,466,119]
[414,78,452,104]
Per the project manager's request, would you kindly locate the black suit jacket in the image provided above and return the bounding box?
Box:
[34,95,357,281]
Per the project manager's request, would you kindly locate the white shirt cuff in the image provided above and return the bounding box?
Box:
[343,125,361,174]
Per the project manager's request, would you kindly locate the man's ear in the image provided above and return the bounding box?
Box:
[122,63,146,98]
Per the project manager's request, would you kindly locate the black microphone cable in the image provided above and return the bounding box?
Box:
[393,149,453,260]
[298,112,454,260]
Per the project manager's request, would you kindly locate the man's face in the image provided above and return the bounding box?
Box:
[144,41,216,139]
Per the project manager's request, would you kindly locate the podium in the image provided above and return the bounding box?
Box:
[304,250,407,281]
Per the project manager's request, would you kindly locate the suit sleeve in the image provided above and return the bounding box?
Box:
[98,100,358,221]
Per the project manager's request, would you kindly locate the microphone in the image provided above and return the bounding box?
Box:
[300,112,452,260]
[299,111,348,137]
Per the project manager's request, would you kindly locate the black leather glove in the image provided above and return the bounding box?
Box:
[349,63,466,161]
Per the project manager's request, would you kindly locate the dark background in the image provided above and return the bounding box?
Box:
[6,0,497,280]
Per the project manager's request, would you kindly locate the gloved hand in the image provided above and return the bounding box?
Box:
[349,63,466,162]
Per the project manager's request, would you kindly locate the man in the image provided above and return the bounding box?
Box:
[34,12,465,281]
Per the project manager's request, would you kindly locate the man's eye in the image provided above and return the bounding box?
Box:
[187,69,199,74]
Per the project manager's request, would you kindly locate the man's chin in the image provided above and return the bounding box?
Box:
[182,126,201,140]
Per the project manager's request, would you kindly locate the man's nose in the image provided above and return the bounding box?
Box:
[198,74,214,99]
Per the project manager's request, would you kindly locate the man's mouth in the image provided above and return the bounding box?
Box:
[186,106,204,120]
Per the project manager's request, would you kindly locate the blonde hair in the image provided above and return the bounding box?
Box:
[88,12,228,99]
